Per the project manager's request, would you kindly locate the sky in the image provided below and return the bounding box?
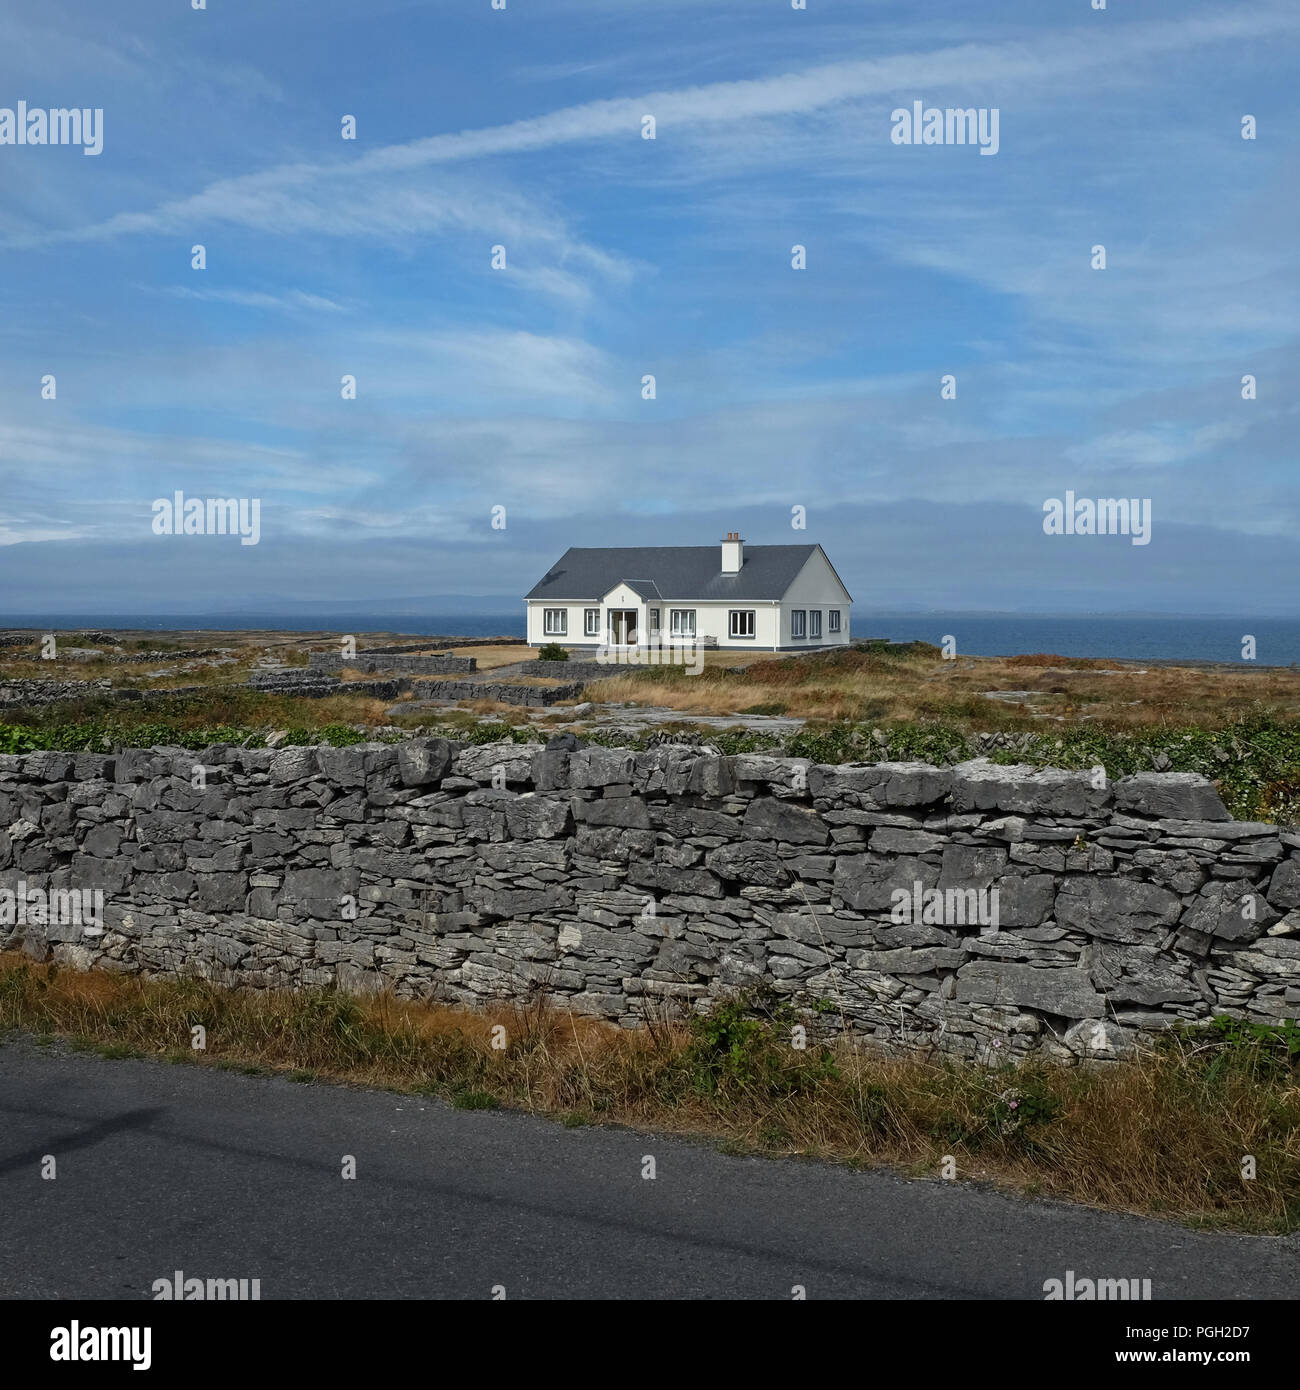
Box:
[0,0,1297,617]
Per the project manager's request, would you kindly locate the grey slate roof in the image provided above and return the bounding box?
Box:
[525,545,835,602]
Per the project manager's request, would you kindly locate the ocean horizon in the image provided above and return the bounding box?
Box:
[2,612,1296,665]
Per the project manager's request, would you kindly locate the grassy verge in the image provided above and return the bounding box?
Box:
[0,695,399,752]
[2,954,1296,1233]
[4,704,1300,820]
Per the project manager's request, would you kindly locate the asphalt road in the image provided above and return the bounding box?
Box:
[1,1037,1294,1300]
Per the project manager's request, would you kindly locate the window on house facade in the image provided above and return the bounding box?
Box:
[649,608,661,634]
[543,608,567,636]
[828,609,841,632]
[729,610,756,639]
[791,610,806,638]
[584,608,600,637]
[669,609,696,637]
[810,610,822,639]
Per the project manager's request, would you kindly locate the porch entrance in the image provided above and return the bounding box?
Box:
[609,609,639,646]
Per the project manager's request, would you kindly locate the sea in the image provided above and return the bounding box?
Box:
[2,613,1298,665]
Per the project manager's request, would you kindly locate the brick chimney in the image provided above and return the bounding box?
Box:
[720,531,744,574]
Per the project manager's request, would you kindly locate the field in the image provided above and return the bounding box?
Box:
[588,642,1300,728]
[4,632,1300,821]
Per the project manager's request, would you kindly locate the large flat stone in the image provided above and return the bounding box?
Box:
[956,961,1105,1019]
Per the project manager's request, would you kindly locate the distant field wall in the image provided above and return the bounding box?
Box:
[307,652,478,675]
[2,740,1297,1061]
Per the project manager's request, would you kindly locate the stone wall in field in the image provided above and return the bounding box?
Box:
[519,660,616,681]
[307,652,478,676]
[0,679,222,707]
[0,679,116,707]
[402,680,585,707]
[2,738,1298,1062]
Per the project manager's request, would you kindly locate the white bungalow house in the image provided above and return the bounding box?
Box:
[524,535,853,652]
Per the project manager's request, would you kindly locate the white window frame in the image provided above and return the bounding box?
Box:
[828,609,841,633]
[584,608,600,637]
[791,609,806,639]
[543,608,567,636]
[810,610,822,639]
[669,609,696,638]
[649,608,661,634]
[729,609,756,639]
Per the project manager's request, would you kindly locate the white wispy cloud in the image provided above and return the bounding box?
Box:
[156,286,349,314]
[17,6,1298,254]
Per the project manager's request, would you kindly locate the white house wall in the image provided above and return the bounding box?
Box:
[662,601,781,649]
[526,547,852,650]
[527,602,587,645]
[778,549,852,647]
[527,599,847,650]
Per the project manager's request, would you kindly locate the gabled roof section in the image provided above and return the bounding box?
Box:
[525,545,821,602]
[810,544,854,604]
[601,579,664,602]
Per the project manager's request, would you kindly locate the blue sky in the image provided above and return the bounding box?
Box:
[1,0,1297,615]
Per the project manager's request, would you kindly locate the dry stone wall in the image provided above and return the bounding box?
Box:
[0,679,116,707]
[3,737,1298,1063]
[519,659,615,681]
[403,679,585,706]
[307,652,478,676]
[0,679,227,707]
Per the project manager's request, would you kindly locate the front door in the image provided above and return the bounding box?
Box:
[609,609,638,646]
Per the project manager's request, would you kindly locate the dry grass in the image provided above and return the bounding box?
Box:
[448,644,535,671]
[8,638,1296,733]
[0,654,257,690]
[2,953,1296,1233]
[582,647,1300,729]
[455,700,536,722]
[0,685,403,737]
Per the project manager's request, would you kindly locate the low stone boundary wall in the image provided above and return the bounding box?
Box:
[0,634,220,660]
[248,669,340,693]
[3,739,1297,1062]
[102,649,224,664]
[246,671,405,701]
[2,679,286,708]
[406,680,584,707]
[248,670,580,706]
[354,638,519,652]
[518,660,622,682]
[0,679,254,709]
[0,679,115,707]
[0,671,580,710]
[308,652,478,676]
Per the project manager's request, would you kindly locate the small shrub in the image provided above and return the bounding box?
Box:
[739,701,788,716]
[452,1088,498,1110]
[985,1072,1063,1136]
[1166,1015,1300,1085]
[537,643,569,662]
